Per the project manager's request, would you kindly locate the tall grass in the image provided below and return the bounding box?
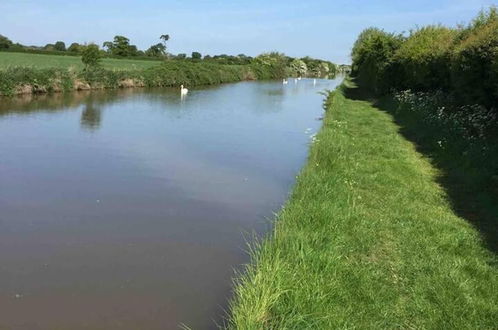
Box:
[228,81,497,329]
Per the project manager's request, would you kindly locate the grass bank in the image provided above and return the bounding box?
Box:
[228,80,497,329]
[0,60,264,96]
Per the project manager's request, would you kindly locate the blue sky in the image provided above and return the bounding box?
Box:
[0,0,495,63]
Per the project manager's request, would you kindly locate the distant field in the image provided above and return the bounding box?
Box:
[0,52,162,70]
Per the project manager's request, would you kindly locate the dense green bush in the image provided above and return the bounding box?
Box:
[81,44,101,68]
[451,8,498,108]
[351,28,403,93]
[392,26,456,91]
[351,6,498,111]
[0,67,74,95]
[251,52,290,79]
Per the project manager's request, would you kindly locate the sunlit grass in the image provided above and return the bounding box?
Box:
[0,52,161,70]
[228,80,497,329]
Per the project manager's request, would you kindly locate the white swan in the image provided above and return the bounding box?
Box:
[283,79,288,85]
[180,84,188,95]
[297,76,302,81]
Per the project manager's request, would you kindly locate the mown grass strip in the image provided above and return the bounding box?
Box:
[228,81,497,329]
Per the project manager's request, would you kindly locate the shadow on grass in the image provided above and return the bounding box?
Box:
[343,82,498,254]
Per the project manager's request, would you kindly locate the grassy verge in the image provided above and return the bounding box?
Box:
[228,80,497,329]
[0,61,264,96]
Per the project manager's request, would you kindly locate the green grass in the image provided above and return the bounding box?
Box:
[228,80,497,329]
[0,52,161,70]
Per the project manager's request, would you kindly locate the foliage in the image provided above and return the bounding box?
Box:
[392,26,456,91]
[68,42,82,53]
[451,7,498,109]
[103,35,139,57]
[81,44,101,68]
[351,6,498,111]
[145,43,166,57]
[0,67,74,95]
[252,52,289,79]
[351,27,404,93]
[288,59,307,77]
[0,34,13,49]
[301,56,336,77]
[43,44,55,51]
[54,41,66,52]
[191,51,202,60]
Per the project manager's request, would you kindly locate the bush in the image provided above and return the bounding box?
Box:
[351,6,498,114]
[451,7,498,109]
[252,52,289,79]
[54,41,66,52]
[351,28,404,93]
[392,26,456,91]
[81,44,101,68]
[0,34,13,49]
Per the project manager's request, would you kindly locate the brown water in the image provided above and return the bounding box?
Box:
[0,78,342,329]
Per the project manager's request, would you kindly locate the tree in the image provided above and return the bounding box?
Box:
[176,53,187,59]
[289,59,308,77]
[103,35,138,57]
[191,51,202,60]
[68,42,81,53]
[54,41,66,51]
[81,44,101,68]
[0,34,13,49]
[160,34,169,45]
[43,43,55,51]
[145,43,166,57]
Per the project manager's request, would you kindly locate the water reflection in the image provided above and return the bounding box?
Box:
[80,101,102,130]
[0,78,343,329]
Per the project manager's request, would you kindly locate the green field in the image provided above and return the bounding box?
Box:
[228,81,497,329]
[0,52,162,70]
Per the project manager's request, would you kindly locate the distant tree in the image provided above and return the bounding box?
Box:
[0,34,13,49]
[43,43,55,51]
[103,35,138,57]
[68,42,81,53]
[289,59,308,77]
[254,52,289,78]
[160,34,169,46]
[145,43,166,57]
[54,41,66,51]
[191,51,202,60]
[176,53,187,59]
[81,44,101,68]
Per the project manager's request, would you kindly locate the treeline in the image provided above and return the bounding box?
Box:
[351,7,498,111]
[0,34,336,76]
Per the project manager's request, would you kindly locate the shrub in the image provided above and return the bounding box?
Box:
[0,34,13,49]
[288,59,308,77]
[54,41,66,52]
[351,28,404,93]
[451,7,498,109]
[392,26,456,91]
[252,52,289,79]
[81,44,101,68]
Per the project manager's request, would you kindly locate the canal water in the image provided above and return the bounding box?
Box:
[0,77,342,329]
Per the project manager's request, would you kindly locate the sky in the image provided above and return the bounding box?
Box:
[0,0,496,64]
